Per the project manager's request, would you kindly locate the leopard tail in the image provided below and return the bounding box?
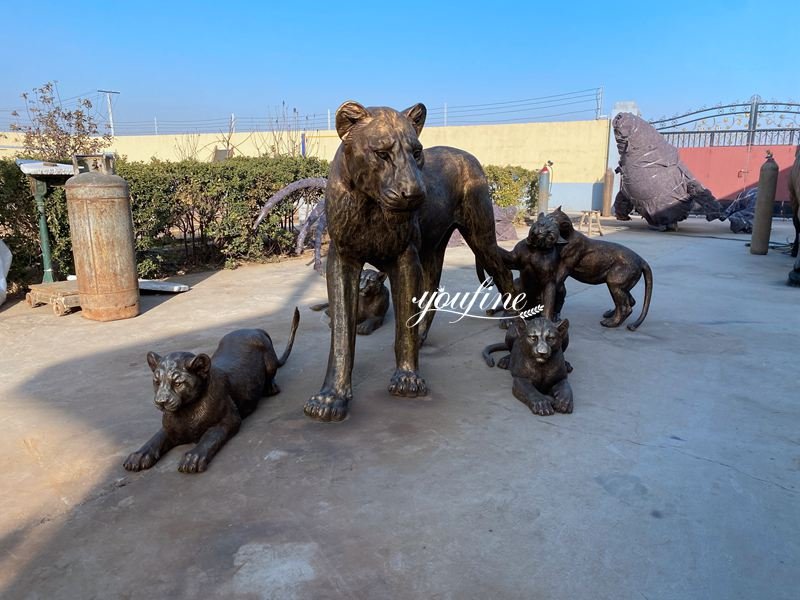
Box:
[277,307,301,367]
[627,261,652,331]
[482,342,508,367]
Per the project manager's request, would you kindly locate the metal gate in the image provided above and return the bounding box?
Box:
[649,97,799,203]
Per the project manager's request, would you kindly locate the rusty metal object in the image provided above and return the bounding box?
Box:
[750,151,780,255]
[65,155,139,321]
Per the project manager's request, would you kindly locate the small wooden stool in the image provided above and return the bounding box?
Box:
[578,210,604,236]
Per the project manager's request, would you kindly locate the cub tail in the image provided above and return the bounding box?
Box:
[627,262,653,331]
[482,342,508,367]
[308,302,329,312]
[277,307,301,367]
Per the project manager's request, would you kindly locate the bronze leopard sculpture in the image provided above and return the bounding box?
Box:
[302,101,515,422]
[123,308,299,473]
[550,207,652,330]
[310,268,390,335]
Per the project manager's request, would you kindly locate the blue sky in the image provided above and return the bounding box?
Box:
[2,0,798,132]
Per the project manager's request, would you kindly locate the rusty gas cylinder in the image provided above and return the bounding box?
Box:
[65,154,139,321]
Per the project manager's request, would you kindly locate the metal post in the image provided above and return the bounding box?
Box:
[98,89,120,137]
[154,117,158,135]
[602,168,614,217]
[32,177,55,283]
[750,151,779,255]
[444,103,448,127]
[746,95,760,146]
[327,109,331,130]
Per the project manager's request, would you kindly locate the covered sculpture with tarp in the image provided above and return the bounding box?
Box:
[613,112,724,229]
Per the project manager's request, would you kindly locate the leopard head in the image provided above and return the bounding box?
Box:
[335,100,427,222]
[514,317,569,364]
[549,206,575,240]
[359,268,387,297]
[526,212,560,250]
[146,351,211,413]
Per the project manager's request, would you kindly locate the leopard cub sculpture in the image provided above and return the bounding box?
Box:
[310,268,390,335]
[550,207,652,330]
[497,212,566,321]
[123,309,300,474]
[483,317,573,416]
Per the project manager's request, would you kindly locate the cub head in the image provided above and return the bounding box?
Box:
[549,206,575,240]
[359,268,387,297]
[526,212,560,250]
[335,100,427,221]
[514,317,569,363]
[146,351,211,413]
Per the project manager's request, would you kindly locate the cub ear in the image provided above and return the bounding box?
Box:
[377,271,387,283]
[335,101,370,141]
[514,316,528,333]
[557,318,570,335]
[146,351,161,372]
[402,103,427,136]
[188,353,211,376]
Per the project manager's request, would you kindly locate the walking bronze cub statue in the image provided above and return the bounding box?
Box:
[498,212,566,321]
[484,317,573,416]
[304,101,515,422]
[550,207,652,330]
[310,268,390,335]
[123,308,300,474]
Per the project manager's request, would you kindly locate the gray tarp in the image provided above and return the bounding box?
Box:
[613,112,723,228]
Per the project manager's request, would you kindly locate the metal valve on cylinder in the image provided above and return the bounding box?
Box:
[64,153,139,321]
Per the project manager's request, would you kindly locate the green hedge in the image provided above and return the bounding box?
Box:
[484,164,539,212]
[0,156,537,292]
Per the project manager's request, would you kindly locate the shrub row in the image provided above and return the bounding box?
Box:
[0,157,537,292]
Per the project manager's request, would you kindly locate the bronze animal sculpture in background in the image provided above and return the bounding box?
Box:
[496,212,566,321]
[484,317,573,416]
[310,268,390,335]
[297,100,514,422]
[550,207,652,330]
[123,309,300,473]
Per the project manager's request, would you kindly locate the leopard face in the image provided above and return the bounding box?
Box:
[359,268,387,297]
[335,101,428,222]
[146,351,210,412]
[527,212,560,250]
[515,317,569,363]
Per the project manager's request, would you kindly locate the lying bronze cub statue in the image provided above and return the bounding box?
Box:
[123,308,300,474]
[484,317,573,416]
[310,268,390,335]
[551,207,652,330]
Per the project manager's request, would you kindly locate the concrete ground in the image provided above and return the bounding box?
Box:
[0,217,798,600]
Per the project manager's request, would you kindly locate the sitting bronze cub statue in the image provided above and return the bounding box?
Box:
[310,268,390,335]
[498,212,566,321]
[123,308,299,474]
[484,317,573,416]
[551,207,652,331]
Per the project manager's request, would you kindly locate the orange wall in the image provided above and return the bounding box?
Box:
[679,145,797,202]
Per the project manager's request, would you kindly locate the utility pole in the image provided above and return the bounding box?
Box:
[154,117,158,135]
[97,89,120,136]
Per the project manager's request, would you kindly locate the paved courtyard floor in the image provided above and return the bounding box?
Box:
[1,217,797,599]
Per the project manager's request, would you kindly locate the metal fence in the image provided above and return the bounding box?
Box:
[650,98,800,148]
